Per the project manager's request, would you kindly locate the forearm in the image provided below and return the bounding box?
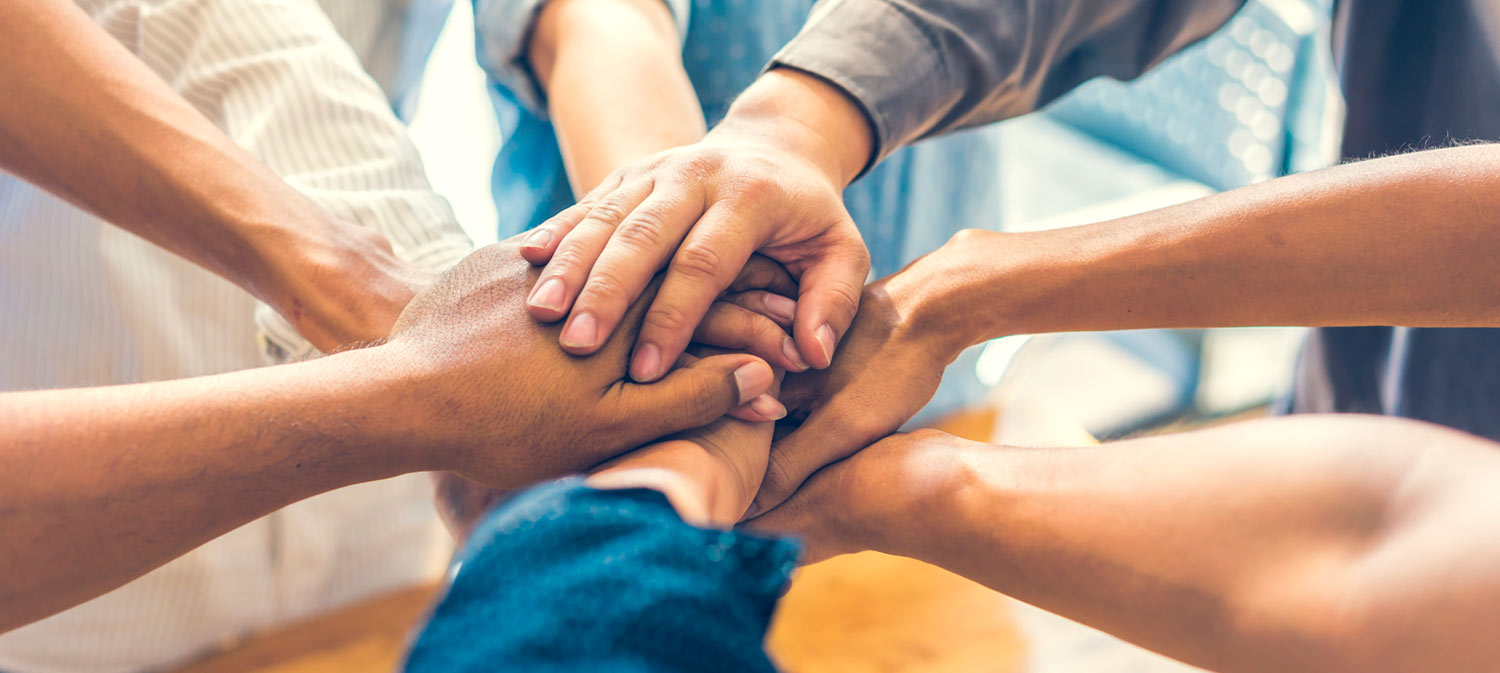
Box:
[530,0,704,193]
[0,348,428,632]
[911,144,1500,348]
[863,418,1500,672]
[0,0,357,306]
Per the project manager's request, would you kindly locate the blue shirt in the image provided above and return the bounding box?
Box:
[403,479,797,672]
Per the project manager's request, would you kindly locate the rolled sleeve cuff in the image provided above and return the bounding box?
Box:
[770,0,952,174]
[474,0,692,118]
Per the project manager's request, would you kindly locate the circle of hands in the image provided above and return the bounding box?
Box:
[395,233,956,564]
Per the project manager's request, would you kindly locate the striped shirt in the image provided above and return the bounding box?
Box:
[0,1,470,671]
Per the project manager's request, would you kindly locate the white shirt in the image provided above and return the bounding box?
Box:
[0,1,471,671]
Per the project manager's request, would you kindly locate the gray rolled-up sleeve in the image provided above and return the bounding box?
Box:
[772,0,1248,171]
[474,0,692,116]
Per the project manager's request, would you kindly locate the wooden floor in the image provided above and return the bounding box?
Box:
[174,407,1032,673]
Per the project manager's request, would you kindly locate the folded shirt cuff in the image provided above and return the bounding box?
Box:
[770,0,951,177]
[474,0,692,118]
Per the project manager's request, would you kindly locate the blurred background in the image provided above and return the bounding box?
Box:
[177,1,1343,671]
[407,0,1335,445]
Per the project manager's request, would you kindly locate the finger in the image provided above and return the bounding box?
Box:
[518,204,586,265]
[744,402,870,517]
[728,254,798,297]
[675,350,786,423]
[568,183,703,362]
[791,233,870,369]
[695,302,808,372]
[723,290,797,328]
[527,180,653,338]
[518,173,623,265]
[606,354,781,442]
[630,203,758,382]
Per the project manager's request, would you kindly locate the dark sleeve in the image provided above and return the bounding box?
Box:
[402,478,800,673]
[771,0,1249,170]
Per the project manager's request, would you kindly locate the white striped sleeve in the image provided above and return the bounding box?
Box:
[81,0,474,362]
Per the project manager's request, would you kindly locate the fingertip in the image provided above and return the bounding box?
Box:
[732,358,775,404]
[629,343,664,383]
[781,336,810,372]
[749,393,789,420]
[519,227,555,262]
[559,312,602,353]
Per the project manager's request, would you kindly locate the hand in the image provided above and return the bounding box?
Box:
[745,248,973,516]
[520,68,874,381]
[265,222,439,352]
[382,236,778,489]
[745,430,973,563]
[589,373,779,527]
[438,360,780,536]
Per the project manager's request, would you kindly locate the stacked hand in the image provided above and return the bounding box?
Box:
[385,235,791,491]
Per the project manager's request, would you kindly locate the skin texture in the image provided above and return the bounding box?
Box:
[518,0,812,382]
[440,377,780,539]
[752,417,1500,673]
[0,238,777,633]
[520,68,874,379]
[526,0,706,196]
[750,141,1500,515]
[0,0,433,351]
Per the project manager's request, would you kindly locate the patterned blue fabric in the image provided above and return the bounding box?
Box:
[403,479,798,673]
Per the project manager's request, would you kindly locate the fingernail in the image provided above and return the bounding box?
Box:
[560,312,598,349]
[529,278,566,312]
[749,394,788,421]
[732,362,773,403]
[523,228,551,249]
[631,343,663,382]
[763,294,797,324]
[815,323,837,366]
[781,336,809,371]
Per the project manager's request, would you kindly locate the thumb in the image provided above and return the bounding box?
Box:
[610,354,776,441]
[792,239,870,369]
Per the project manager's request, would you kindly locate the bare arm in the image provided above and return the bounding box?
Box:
[745,142,1500,515]
[0,0,443,351]
[901,144,1500,349]
[0,239,774,634]
[756,416,1500,673]
[527,0,704,195]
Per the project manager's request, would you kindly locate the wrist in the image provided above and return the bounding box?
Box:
[255,218,425,349]
[890,228,1085,349]
[827,432,974,557]
[711,68,874,189]
[877,230,1004,359]
[272,344,442,478]
[587,441,737,527]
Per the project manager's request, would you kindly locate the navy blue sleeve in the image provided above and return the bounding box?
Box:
[403,478,800,673]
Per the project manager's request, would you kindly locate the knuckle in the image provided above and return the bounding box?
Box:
[547,246,588,273]
[581,270,629,307]
[726,175,778,202]
[751,315,785,345]
[679,150,725,178]
[586,198,632,225]
[613,212,667,250]
[643,303,694,336]
[674,242,726,281]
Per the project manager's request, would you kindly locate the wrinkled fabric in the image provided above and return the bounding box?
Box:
[403,479,798,673]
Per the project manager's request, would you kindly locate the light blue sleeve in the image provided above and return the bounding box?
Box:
[472,0,692,116]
